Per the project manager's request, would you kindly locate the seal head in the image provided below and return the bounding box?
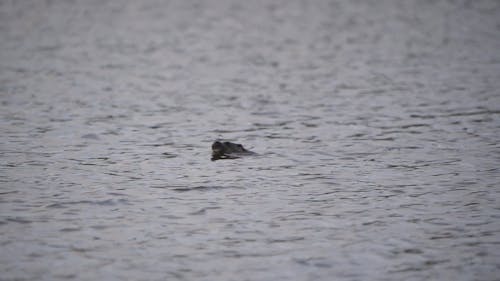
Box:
[211,141,254,161]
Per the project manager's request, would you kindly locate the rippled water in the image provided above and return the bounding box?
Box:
[1,0,500,280]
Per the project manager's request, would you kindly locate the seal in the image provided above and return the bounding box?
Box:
[211,141,255,161]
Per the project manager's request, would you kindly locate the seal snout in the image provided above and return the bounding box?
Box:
[212,141,225,154]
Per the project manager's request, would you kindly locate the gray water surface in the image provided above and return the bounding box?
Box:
[1,0,500,280]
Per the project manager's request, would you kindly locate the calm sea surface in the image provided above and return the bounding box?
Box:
[1,0,500,280]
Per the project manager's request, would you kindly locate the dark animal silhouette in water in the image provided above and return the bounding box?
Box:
[211,141,256,161]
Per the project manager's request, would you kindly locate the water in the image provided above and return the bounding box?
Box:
[1,0,500,280]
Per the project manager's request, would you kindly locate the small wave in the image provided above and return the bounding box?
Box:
[171,185,238,192]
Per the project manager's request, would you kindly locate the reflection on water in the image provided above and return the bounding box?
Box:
[1,0,500,280]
